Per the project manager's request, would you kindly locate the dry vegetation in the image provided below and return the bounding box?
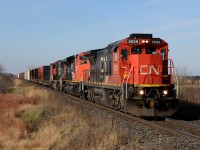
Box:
[179,83,200,105]
[0,79,130,150]
[172,67,200,120]
[177,75,200,105]
[0,64,13,93]
[175,66,200,105]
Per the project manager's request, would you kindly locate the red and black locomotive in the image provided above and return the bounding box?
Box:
[19,33,178,117]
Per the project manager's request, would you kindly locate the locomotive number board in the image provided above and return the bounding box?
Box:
[128,39,161,44]
[151,40,161,44]
[128,39,139,44]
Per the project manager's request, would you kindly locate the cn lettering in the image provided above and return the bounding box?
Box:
[140,65,160,75]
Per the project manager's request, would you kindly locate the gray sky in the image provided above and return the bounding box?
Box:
[0,0,200,75]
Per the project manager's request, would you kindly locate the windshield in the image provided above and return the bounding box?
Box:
[146,47,156,54]
[131,47,157,54]
[131,47,142,54]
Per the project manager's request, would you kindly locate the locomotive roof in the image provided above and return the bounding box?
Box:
[83,48,105,57]
[62,55,75,64]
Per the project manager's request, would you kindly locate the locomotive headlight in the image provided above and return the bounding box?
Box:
[142,40,149,44]
[163,90,168,95]
[139,89,144,95]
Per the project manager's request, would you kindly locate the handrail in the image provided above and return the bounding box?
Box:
[121,66,127,100]
[126,66,133,98]
[171,61,178,98]
[168,59,179,98]
[173,67,179,98]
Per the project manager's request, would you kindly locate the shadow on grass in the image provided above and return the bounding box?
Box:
[171,101,200,121]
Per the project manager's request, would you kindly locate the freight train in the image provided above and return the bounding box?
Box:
[18,33,179,117]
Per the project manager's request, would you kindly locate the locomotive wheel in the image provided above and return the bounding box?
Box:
[83,90,88,100]
[119,95,125,112]
[115,96,120,110]
[90,89,95,103]
[87,89,91,101]
[87,88,95,103]
[116,93,124,111]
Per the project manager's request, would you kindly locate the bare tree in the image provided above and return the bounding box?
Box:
[0,64,13,93]
[0,64,5,74]
[176,66,191,85]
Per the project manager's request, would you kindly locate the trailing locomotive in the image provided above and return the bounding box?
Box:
[19,33,178,117]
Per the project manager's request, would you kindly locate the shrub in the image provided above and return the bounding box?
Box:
[20,107,45,131]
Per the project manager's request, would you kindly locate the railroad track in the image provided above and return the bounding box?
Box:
[25,81,200,142]
[165,117,200,129]
[155,117,200,140]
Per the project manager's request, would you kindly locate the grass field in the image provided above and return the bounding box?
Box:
[178,77,200,105]
[0,79,131,149]
[179,85,200,105]
[174,77,200,119]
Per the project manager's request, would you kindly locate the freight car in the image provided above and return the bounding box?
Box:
[30,68,38,82]
[19,33,178,117]
[19,72,25,80]
[38,66,50,86]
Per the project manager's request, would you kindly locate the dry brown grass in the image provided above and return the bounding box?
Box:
[176,67,200,105]
[13,79,23,88]
[0,79,131,149]
[0,97,129,149]
[178,76,200,106]
[179,84,200,105]
[177,78,200,117]
[0,94,36,149]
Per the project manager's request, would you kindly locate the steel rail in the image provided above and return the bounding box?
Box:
[164,117,200,129]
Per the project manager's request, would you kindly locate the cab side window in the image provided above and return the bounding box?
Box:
[80,56,87,65]
[121,49,128,60]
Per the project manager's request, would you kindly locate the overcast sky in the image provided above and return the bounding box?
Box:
[0,0,200,75]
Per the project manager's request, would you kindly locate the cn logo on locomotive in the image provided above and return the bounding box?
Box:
[140,65,160,75]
